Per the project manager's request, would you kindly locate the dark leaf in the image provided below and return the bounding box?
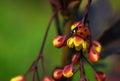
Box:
[100,39,120,59]
[88,0,114,39]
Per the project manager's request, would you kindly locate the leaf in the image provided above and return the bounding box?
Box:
[88,0,116,39]
[100,39,120,59]
[98,17,120,46]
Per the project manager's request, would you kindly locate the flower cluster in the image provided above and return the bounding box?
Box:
[53,64,74,79]
[53,21,102,63]
[52,21,106,81]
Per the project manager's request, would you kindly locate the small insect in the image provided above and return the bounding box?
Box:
[71,21,90,39]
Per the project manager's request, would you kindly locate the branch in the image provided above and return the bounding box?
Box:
[82,0,92,25]
[24,9,58,77]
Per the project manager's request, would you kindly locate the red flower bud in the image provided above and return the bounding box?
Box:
[53,69,63,79]
[42,76,54,81]
[63,64,74,78]
[53,35,65,48]
[10,75,25,81]
[89,48,100,62]
[95,71,106,81]
[92,40,102,53]
[72,53,80,65]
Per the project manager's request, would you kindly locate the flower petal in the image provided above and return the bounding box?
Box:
[67,37,74,48]
[10,75,25,81]
[73,36,83,47]
[82,41,88,52]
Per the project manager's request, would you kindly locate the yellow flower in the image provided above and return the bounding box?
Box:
[67,36,84,51]
[82,41,88,52]
[67,37,74,48]
[10,75,25,81]
[73,36,83,47]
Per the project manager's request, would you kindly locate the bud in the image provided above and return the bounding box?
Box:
[10,75,25,81]
[92,40,102,53]
[89,48,100,62]
[53,69,63,79]
[53,35,65,48]
[63,64,74,78]
[42,76,54,81]
[82,41,88,52]
[95,71,106,81]
[72,53,80,65]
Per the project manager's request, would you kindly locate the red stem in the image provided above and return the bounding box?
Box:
[82,0,92,25]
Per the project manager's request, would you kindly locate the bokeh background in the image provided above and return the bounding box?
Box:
[0,0,120,81]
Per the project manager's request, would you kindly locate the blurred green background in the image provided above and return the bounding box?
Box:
[0,0,120,81]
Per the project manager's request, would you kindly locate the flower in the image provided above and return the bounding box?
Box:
[53,68,63,79]
[10,75,25,81]
[82,41,88,52]
[92,40,102,53]
[89,48,100,62]
[53,35,66,48]
[95,71,106,81]
[63,64,74,78]
[42,76,54,81]
[67,36,84,51]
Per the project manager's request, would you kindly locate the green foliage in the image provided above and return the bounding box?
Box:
[0,1,61,81]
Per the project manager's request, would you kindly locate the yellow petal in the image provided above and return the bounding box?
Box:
[73,36,83,47]
[92,41,102,53]
[67,37,74,48]
[82,41,87,52]
[10,76,25,81]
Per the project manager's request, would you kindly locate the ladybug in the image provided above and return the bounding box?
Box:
[71,21,90,39]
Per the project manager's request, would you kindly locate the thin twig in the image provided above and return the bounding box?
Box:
[24,9,58,77]
[32,71,35,81]
[54,13,63,35]
[82,0,92,25]
[36,67,40,81]
[38,10,58,75]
